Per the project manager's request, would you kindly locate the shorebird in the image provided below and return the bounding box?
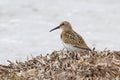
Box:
[50,21,91,52]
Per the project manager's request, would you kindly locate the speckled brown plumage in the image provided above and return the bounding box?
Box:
[50,21,91,51]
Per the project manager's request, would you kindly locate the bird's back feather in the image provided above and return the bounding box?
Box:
[61,30,90,49]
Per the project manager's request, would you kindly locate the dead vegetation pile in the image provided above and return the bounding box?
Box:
[0,49,120,80]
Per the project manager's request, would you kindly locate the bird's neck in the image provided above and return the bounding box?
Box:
[63,28,73,32]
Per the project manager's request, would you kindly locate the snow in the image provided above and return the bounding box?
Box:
[0,0,120,64]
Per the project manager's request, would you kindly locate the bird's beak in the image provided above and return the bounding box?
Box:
[49,26,60,32]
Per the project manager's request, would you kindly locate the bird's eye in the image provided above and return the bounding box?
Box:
[60,23,64,26]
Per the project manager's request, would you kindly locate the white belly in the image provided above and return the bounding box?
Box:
[62,42,80,52]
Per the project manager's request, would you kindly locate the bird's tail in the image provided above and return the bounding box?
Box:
[74,46,91,51]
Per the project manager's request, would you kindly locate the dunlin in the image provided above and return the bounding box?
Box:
[50,21,91,52]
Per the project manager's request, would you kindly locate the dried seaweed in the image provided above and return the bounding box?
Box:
[0,49,120,80]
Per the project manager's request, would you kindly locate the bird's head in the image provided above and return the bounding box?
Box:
[50,21,73,32]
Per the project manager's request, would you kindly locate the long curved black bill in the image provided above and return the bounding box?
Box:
[49,26,60,32]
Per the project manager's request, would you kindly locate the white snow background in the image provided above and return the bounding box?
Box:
[0,0,120,64]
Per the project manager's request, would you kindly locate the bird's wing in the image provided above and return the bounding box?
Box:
[62,31,79,45]
[74,31,90,48]
[62,31,90,50]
